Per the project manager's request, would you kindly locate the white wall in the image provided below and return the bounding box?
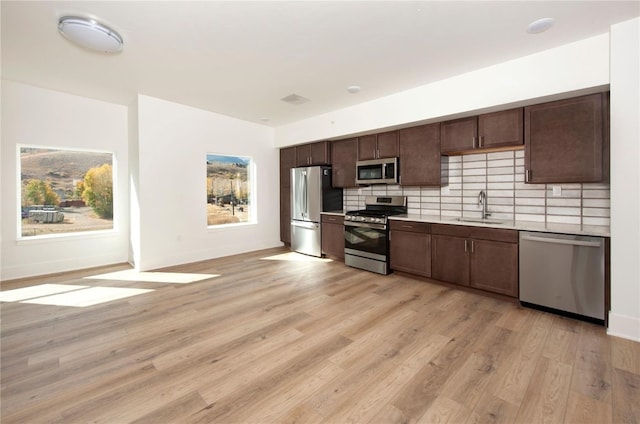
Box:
[275,34,609,146]
[1,81,129,280]
[133,95,280,271]
[609,17,640,341]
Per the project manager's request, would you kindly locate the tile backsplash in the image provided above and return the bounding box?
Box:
[344,150,610,226]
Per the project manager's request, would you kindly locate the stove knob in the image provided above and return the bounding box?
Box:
[359,216,366,222]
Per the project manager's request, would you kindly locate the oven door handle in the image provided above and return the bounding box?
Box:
[344,221,387,230]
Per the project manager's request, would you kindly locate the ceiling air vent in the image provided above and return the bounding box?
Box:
[281,94,310,106]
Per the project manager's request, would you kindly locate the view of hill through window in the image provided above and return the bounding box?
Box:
[206,154,252,226]
[19,147,114,238]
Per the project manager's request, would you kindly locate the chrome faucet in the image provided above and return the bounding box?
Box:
[478,190,490,219]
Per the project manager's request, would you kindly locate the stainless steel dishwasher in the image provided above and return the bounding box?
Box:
[519,231,605,324]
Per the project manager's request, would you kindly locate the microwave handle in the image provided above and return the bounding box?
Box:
[382,163,387,178]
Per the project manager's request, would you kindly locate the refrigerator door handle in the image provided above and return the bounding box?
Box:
[302,172,307,219]
[291,220,319,230]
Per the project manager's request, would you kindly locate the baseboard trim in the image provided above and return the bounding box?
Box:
[607,312,640,342]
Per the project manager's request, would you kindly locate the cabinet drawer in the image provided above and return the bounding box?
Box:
[470,227,518,243]
[321,214,344,224]
[431,223,471,238]
[389,220,431,233]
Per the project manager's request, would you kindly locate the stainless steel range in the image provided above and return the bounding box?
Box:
[344,195,407,275]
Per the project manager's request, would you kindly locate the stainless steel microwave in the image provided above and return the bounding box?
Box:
[355,157,398,185]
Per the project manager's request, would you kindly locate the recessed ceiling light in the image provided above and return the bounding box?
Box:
[347,85,361,94]
[58,16,123,53]
[527,18,555,34]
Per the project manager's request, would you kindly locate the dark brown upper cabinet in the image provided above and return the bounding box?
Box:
[441,108,524,154]
[280,147,296,189]
[398,123,441,186]
[524,93,607,184]
[295,141,331,166]
[331,138,358,188]
[358,131,398,160]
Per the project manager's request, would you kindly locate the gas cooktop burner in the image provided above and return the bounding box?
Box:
[345,210,389,217]
[344,195,407,225]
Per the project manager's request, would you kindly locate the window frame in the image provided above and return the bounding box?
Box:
[17,144,118,241]
[205,153,257,229]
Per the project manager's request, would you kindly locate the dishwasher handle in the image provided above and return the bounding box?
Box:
[520,234,602,248]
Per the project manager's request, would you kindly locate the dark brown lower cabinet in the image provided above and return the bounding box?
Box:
[280,193,291,244]
[469,239,518,297]
[431,224,518,298]
[321,215,345,261]
[389,221,431,277]
[431,234,470,285]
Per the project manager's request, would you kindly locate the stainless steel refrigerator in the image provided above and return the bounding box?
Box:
[291,166,343,257]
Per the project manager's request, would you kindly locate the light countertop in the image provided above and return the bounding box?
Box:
[321,211,610,237]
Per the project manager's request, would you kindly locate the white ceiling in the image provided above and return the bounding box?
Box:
[2,1,638,127]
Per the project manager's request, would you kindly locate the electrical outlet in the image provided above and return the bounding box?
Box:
[552,186,562,196]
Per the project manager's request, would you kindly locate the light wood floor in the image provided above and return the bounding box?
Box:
[1,247,639,423]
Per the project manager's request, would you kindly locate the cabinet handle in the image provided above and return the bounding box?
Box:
[479,136,483,148]
[525,169,531,182]
[464,239,468,252]
[472,136,477,149]
[402,225,413,229]
[471,240,475,253]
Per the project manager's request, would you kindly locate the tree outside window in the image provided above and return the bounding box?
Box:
[19,147,114,238]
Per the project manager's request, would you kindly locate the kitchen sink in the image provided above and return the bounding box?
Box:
[455,217,504,225]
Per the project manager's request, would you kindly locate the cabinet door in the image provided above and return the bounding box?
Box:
[399,123,441,186]
[331,138,358,188]
[280,147,296,188]
[295,144,311,166]
[479,108,523,149]
[358,135,377,160]
[390,230,431,277]
[441,116,477,154]
[280,189,291,244]
[321,218,345,261]
[309,141,331,165]
[525,93,604,183]
[280,147,296,244]
[470,239,518,297]
[431,235,469,286]
[295,141,330,166]
[376,131,399,158]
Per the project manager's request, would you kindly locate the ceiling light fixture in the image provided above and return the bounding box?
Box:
[281,94,310,106]
[347,85,361,94]
[527,17,555,34]
[58,16,123,53]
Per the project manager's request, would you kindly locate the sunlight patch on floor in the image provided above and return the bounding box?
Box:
[0,284,153,307]
[261,252,332,263]
[20,287,153,307]
[0,284,88,302]
[85,270,219,284]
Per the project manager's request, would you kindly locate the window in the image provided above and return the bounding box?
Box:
[19,146,115,238]
[206,154,253,226]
